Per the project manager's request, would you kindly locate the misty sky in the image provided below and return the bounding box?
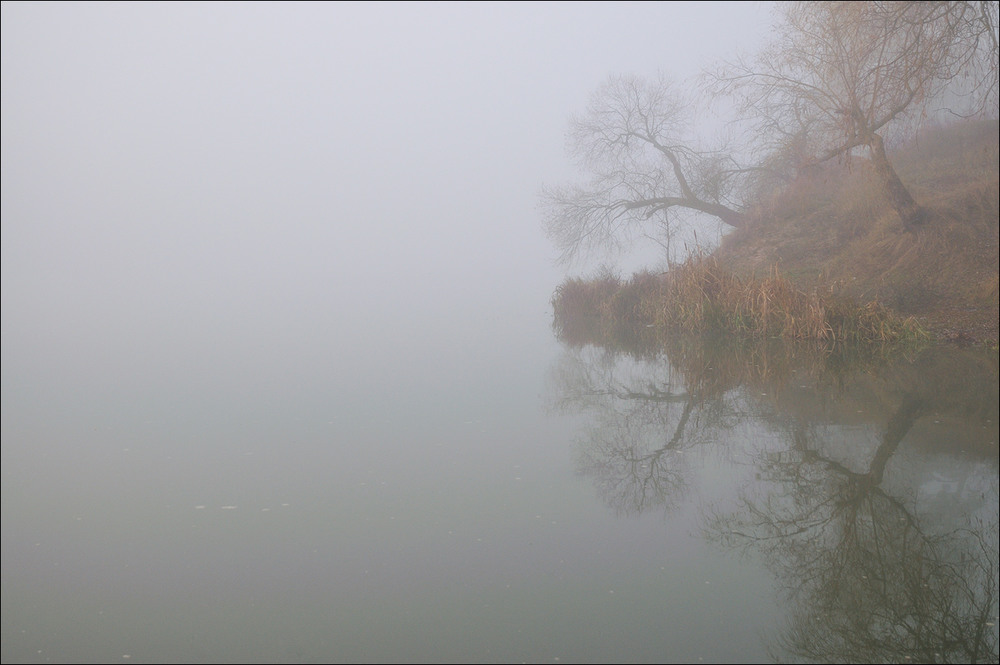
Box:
[1,1,774,395]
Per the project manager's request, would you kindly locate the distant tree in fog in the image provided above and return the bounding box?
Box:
[711,1,1000,232]
[540,74,752,266]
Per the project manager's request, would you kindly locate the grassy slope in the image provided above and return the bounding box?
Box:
[713,119,1000,345]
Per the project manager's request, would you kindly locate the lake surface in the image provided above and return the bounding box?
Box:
[2,289,998,664]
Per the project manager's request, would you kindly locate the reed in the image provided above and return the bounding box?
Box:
[552,256,927,347]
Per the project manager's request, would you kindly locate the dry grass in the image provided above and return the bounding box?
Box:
[552,255,927,348]
[714,118,999,345]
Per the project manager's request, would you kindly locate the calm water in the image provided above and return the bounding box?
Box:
[2,292,997,664]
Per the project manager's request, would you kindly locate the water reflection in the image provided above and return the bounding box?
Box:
[548,328,999,662]
[547,343,726,515]
[709,420,998,664]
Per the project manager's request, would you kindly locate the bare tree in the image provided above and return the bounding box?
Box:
[922,0,1000,115]
[540,73,750,266]
[713,1,1000,232]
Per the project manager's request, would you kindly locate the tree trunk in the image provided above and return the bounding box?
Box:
[869,133,924,232]
[684,199,749,229]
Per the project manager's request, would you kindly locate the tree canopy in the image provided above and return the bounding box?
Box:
[543,1,1000,263]
[540,74,750,266]
[714,1,1000,230]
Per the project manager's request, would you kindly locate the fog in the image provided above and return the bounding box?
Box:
[2,0,775,630]
[7,6,1000,664]
[1,2,772,375]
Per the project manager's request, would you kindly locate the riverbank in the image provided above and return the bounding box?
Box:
[715,119,999,348]
[555,119,999,348]
[552,258,928,350]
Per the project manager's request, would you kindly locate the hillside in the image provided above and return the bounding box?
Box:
[713,119,1000,346]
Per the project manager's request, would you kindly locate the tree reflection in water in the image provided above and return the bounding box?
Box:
[548,325,999,662]
[548,345,697,515]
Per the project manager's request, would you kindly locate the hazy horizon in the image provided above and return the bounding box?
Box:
[2,2,774,353]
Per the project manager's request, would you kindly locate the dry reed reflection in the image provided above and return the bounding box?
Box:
[549,316,999,662]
